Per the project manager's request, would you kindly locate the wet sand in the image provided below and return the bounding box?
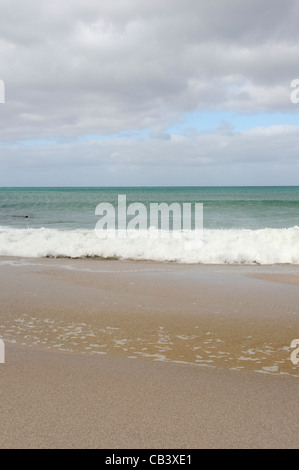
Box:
[0,257,299,448]
[0,342,298,449]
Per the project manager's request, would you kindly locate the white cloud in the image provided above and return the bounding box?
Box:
[0,0,299,184]
[0,124,299,185]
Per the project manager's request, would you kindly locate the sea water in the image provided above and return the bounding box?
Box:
[0,186,298,263]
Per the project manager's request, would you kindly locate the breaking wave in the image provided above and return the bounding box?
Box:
[0,226,298,264]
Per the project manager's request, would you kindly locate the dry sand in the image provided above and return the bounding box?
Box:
[0,257,299,448]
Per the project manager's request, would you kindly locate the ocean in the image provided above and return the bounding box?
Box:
[0,186,298,264]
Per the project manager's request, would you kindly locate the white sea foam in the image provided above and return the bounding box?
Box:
[0,226,298,264]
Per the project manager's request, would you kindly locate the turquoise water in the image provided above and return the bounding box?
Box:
[0,186,299,230]
[0,187,298,263]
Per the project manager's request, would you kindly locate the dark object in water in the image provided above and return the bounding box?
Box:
[12,215,29,218]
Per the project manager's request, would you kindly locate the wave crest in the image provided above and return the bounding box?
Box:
[0,226,298,264]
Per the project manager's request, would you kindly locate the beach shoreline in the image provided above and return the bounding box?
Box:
[0,256,299,448]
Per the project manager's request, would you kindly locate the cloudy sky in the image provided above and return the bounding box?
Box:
[0,0,299,186]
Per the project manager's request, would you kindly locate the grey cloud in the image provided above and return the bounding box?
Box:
[0,0,299,185]
[0,0,299,140]
[1,124,298,170]
[149,130,171,140]
[1,124,299,186]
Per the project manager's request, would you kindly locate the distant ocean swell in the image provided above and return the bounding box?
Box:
[0,226,299,264]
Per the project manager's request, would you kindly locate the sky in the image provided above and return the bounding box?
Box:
[0,0,299,186]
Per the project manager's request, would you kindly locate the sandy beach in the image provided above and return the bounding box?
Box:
[1,0,299,452]
[0,257,299,448]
